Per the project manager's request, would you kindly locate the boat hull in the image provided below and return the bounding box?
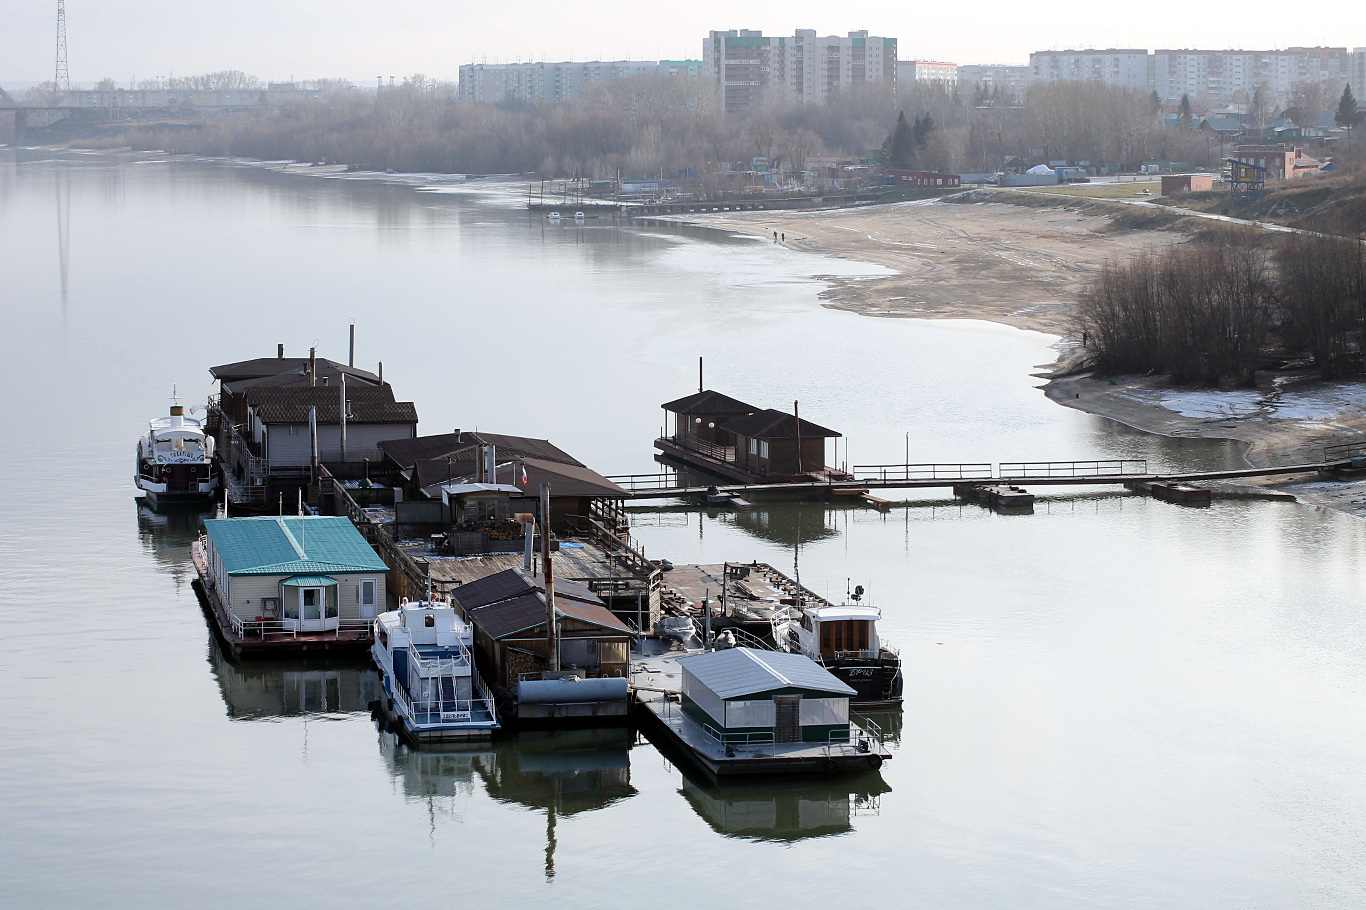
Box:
[826,655,904,707]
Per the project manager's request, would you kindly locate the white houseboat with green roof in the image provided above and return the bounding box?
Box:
[192,516,389,659]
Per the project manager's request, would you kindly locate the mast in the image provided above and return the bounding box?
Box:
[540,483,559,672]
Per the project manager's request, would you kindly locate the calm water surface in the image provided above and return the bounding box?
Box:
[3,150,1366,907]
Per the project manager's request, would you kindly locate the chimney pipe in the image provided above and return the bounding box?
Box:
[698,356,703,393]
[378,361,383,384]
[487,445,497,485]
[278,343,285,359]
[349,323,355,368]
[309,347,317,387]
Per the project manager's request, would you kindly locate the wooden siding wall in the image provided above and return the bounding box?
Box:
[259,422,416,467]
[223,572,387,621]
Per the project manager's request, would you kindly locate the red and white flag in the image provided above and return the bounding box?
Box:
[520,464,528,485]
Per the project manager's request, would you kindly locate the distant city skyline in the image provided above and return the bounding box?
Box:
[0,0,1361,86]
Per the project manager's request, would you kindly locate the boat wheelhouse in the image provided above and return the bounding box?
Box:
[773,597,903,708]
[136,403,218,504]
[372,599,500,743]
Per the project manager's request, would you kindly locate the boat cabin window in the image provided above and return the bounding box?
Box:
[801,613,812,632]
[819,619,870,657]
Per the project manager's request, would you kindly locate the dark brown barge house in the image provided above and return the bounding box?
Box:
[656,390,849,484]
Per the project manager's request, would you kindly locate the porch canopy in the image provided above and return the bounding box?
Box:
[280,574,339,587]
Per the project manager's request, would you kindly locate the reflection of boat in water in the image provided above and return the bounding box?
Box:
[208,636,381,719]
[135,499,209,591]
[379,727,636,879]
[679,770,890,842]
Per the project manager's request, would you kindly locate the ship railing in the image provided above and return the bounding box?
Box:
[830,648,883,660]
[850,713,884,751]
[227,614,298,639]
[395,684,495,726]
[408,645,472,675]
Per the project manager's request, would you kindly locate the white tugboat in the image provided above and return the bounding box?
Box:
[772,585,903,708]
[371,598,500,743]
[135,398,218,505]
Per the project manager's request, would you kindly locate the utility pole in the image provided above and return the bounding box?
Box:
[55,0,70,95]
[540,483,559,672]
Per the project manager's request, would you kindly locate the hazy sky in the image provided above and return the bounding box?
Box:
[1,0,1362,85]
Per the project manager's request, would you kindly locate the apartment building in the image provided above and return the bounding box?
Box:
[703,29,897,114]
[1029,49,1151,93]
[1355,49,1366,95]
[957,64,1031,101]
[1031,46,1354,106]
[457,60,698,105]
[896,60,957,85]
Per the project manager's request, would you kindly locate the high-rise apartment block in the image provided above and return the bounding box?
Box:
[956,64,1031,101]
[896,60,957,85]
[1029,46,1357,107]
[457,60,699,105]
[704,29,897,114]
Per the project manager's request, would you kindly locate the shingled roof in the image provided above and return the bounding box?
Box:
[661,389,758,415]
[415,454,625,500]
[211,356,381,386]
[244,385,418,425]
[720,408,840,439]
[379,431,583,472]
[451,568,631,639]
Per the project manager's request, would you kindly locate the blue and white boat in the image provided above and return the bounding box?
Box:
[371,598,500,743]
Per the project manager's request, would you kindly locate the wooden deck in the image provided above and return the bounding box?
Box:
[658,563,829,629]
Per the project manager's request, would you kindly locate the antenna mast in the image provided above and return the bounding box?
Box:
[55,0,70,94]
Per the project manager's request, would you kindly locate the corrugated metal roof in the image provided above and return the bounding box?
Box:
[280,574,339,587]
[465,592,633,639]
[204,517,389,575]
[680,648,855,699]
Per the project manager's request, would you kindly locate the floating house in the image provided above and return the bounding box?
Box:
[634,647,890,778]
[450,568,633,722]
[657,390,845,483]
[193,515,389,659]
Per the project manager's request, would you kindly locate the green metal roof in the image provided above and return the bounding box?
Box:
[280,575,339,587]
[204,517,388,576]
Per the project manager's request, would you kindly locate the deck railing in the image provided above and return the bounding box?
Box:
[998,459,1147,478]
[662,434,737,464]
[853,463,993,483]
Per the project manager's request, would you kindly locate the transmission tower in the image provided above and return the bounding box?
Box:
[55,0,70,93]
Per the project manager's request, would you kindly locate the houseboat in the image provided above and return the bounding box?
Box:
[192,515,389,659]
[633,647,890,779]
[136,402,218,505]
[371,598,500,743]
[772,588,903,708]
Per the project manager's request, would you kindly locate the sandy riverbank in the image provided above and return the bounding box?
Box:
[662,198,1366,516]
[658,198,1188,334]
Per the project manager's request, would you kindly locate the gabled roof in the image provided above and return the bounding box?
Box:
[452,568,630,638]
[204,516,388,575]
[416,453,624,500]
[451,567,599,610]
[720,408,840,440]
[210,356,381,386]
[378,431,583,471]
[244,385,418,425]
[681,648,855,699]
[0,87,17,108]
[661,389,758,416]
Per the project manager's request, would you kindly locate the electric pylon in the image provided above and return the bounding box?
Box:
[55,0,70,93]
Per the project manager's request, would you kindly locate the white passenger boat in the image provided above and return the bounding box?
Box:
[371,598,500,743]
[772,587,903,708]
[135,402,218,505]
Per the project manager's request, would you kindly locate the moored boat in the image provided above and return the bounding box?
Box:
[772,588,903,708]
[136,401,218,505]
[371,598,500,743]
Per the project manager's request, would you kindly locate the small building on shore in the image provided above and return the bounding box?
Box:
[1160,174,1215,195]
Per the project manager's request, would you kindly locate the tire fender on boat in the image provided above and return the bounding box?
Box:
[868,754,883,770]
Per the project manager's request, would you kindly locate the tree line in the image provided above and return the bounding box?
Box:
[100,73,1224,178]
[1077,227,1366,384]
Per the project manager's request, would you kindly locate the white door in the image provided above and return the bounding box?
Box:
[359,579,377,620]
[299,587,325,632]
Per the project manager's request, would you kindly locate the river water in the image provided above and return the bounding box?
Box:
[3,149,1366,907]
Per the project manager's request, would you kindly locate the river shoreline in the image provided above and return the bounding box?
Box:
[655,200,1366,517]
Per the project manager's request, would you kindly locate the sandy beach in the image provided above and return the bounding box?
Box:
[663,198,1366,515]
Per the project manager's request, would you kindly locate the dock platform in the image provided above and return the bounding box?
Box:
[658,562,829,633]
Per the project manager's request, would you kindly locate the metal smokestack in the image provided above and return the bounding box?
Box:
[348,323,355,368]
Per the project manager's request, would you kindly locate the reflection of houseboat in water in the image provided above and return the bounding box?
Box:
[207,636,382,719]
[679,771,890,842]
[379,728,636,879]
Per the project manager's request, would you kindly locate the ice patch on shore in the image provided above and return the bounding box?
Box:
[1272,384,1366,420]
[1142,389,1264,419]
